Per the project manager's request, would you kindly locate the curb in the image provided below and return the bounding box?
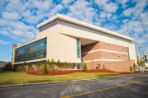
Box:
[0,81,64,88]
[0,75,117,88]
[0,78,101,88]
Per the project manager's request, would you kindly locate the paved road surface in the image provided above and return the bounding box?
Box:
[0,73,148,98]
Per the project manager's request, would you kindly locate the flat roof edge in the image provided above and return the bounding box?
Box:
[37,14,133,41]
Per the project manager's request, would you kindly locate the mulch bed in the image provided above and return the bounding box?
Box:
[27,69,118,76]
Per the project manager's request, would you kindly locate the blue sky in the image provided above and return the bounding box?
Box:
[0,0,148,61]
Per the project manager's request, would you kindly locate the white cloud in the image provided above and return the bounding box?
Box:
[10,21,33,31]
[2,11,20,20]
[119,18,147,54]
[120,0,148,53]
[11,30,35,39]
[136,39,146,45]
[100,11,112,19]
[31,0,53,11]
[122,0,147,17]
[95,0,118,13]
[134,0,147,16]
[54,4,64,11]
[120,0,129,4]
[95,0,108,6]
[0,19,8,26]
[22,10,44,24]
[0,0,5,13]
[5,0,26,13]
[62,0,73,5]
[119,20,144,35]
[21,1,64,25]
[68,0,96,23]
[143,47,148,54]
[140,13,148,28]
[0,19,37,41]
[0,0,63,42]
[123,8,134,16]
[116,0,129,7]
[0,40,8,45]
[103,2,118,13]
[143,33,148,40]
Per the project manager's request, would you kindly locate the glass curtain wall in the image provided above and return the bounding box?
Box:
[15,37,47,62]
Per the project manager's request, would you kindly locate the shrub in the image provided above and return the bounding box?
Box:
[37,61,42,66]
[102,65,105,69]
[43,64,48,74]
[3,62,13,70]
[83,63,87,71]
[131,63,136,72]
[51,59,56,65]
[130,66,133,72]
[57,59,60,67]
[133,63,136,68]
[47,60,51,66]
[137,60,145,67]
[64,61,68,67]
[27,62,32,66]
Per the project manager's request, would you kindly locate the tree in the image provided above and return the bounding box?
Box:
[137,60,145,67]
[83,63,87,71]
[3,62,12,70]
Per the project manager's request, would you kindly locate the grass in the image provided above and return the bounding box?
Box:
[0,71,119,85]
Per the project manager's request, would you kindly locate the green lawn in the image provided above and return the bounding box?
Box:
[0,71,119,85]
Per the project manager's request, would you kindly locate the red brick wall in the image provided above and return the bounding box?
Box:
[82,41,129,61]
[83,51,128,61]
[99,42,128,53]
[82,42,128,53]
[85,60,135,72]
[82,41,132,72]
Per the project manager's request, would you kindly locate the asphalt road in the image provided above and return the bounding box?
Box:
[0,72,148,98]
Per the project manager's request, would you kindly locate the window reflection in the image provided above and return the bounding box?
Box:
[15,37,47,62]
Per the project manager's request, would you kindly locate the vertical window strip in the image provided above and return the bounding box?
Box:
[77,39,81,58]
[128,48,130,60]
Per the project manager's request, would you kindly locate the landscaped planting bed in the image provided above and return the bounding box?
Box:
[27,69,116,76]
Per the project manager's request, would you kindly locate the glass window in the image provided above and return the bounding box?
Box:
[76,39,81,58]
[15,37,47,62]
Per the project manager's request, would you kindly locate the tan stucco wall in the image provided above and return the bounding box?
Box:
[36,24,81,63]
[145,63,148,67]
[56,20,137,62]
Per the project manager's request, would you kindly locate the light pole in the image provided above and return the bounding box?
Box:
[139,46,141,61]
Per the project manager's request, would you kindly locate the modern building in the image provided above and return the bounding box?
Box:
[12,14,137,72]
